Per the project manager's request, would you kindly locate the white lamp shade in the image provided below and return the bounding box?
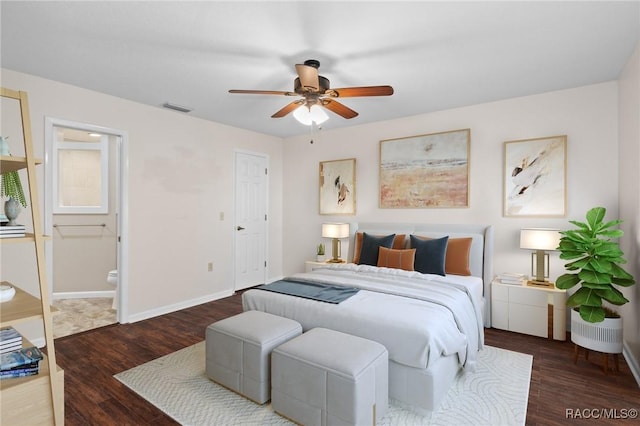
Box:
[520,228,561,250]
[322,223,350,239]
[293,104,329,125]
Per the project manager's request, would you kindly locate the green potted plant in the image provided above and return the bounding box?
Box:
[1,170,27,226]
[556,206,636,353]
[316,243,326,262]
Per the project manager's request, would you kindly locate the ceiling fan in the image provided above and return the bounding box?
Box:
[229,59,394,122]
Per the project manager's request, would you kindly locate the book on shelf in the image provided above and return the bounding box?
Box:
[0,327,22,346]
[0,223,26,231]
[0,343,23,354]
[496,272,527,285]
[0,368,40,380]
[0,232,26,238]
[0,346,43,370]
[0,364,40,380]
[0,223,26,237]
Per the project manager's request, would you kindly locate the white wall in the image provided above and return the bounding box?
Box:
[282,82,620,285]
[618,42,640,383]
[1,69,284,326]
[2,68,630,363]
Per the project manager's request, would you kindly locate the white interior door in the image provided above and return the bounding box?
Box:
[234,152,268,290]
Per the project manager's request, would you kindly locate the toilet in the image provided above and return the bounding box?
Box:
[107,269,118,310]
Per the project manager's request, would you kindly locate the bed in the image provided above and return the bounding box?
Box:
[242,222,494,413]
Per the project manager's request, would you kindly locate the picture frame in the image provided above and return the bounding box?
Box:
[503,135,567,217]
[319,158,356,215]
[379,129,470,208]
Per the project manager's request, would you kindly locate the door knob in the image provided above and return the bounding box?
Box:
[236,226,245,231]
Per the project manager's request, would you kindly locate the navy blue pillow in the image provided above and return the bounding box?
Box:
[359,232,396,266]
[410,235,449,276]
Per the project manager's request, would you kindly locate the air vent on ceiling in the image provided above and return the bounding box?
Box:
[162,102,192,113]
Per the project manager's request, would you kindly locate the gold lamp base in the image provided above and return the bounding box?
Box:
[327,238,345,263]
[526,280,555,288]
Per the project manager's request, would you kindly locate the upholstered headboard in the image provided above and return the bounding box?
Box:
[352,222,494,327]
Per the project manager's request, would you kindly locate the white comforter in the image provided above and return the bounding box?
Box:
[242,263,484,372]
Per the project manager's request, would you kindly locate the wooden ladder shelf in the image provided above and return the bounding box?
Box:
[1,87,64,425]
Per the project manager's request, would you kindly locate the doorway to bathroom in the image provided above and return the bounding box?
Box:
[44,118,128,337]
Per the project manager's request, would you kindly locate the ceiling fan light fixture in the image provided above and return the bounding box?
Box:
[293,104,329,126]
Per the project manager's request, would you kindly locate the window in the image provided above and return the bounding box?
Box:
[52,128,108,214]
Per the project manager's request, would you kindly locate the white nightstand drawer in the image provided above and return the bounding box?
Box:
[509,285,549,307]
[509,304,548,338]
[491,300,509,330]
[492,283,509,302]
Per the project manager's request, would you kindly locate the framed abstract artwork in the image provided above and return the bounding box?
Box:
[319,158,356,215]
[503,135,567,217]
[379,129,470,208]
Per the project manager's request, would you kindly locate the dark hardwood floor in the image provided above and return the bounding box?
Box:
[53,291,640,425]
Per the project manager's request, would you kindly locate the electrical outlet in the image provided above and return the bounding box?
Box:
[207,262,214,272]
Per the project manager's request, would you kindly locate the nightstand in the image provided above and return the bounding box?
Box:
[305,260,329,273]
[491,279,567,340]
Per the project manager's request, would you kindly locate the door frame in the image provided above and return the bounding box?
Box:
[233,149,269,291]
[44,117,129,323]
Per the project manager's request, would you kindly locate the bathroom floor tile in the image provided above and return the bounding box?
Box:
[52,298,117,338]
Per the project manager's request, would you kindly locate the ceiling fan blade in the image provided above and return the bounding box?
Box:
[322,99,358,119]
[326,86,394,98]
[229,89,298,96]
[295,64,320,92]
[271,100,304,118]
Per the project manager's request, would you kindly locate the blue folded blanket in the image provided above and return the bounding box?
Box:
[255,279,359,304]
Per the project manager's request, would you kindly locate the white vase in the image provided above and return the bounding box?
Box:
[4,197,20,226]
[570,309,623,354]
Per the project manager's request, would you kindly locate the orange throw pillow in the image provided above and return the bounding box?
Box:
[352,232,406,264]
[377,247,416,271]
[444,237,472,276]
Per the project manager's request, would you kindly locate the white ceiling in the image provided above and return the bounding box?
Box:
[1,1,638,138]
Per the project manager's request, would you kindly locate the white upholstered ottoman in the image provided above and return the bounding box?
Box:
[206,310,302,404]
[271,327,388,426]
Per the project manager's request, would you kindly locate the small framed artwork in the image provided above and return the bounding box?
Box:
[319,158,356,215]
[379,129,470,208]
[504,135,567,217]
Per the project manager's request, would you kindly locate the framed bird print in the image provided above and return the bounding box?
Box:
[503,135,567,217]
[319,158,356,215]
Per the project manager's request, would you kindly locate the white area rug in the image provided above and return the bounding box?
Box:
[115,342,532,426]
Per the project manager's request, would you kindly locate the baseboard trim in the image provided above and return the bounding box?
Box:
[623,341,640,387]
[126,289,234,324]
[53,290,115,299]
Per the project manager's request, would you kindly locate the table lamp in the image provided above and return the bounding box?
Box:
[322,223,350,263]
[520,228,561,287]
